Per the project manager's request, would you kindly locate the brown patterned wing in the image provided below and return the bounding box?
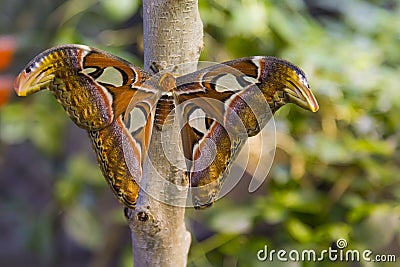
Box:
[14,44,157,208]
[175,57,318,208]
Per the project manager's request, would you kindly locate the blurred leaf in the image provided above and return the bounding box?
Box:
[305,134,352,163]
[53,27,81,44]
[1,93,67,155]
[100,0,140,22]
[273,189,324,214]
[0,103,30,144]
[64,204,104,250]
[29,95,67,155]
[209,207,255,234]
[65,154,104,186]
[353,204,400,251]
[347,203,375,223]
[27,213,53,263]
[56,154,104,207]
[57,0,97,26]
[286,218,312,243]
[229,0,268,36]
[259,202,288,224]
[314,223,351,243]
[120,245,134,267]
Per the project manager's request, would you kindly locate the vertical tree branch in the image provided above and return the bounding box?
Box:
[142,0,203,72]
[126,1,203,266]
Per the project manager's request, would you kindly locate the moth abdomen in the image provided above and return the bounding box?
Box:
[155,95,175,129]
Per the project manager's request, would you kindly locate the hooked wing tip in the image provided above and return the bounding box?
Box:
[13,72,26,96]
[307,94,319,112]
[13,68,54,97]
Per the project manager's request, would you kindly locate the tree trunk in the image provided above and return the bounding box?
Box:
[126,1,203,266]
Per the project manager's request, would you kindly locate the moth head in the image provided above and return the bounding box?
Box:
[263,58,319,113]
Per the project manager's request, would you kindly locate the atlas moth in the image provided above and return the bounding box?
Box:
[14,45,318,209]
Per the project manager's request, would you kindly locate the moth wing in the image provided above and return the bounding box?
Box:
[175,60,270,208]
[14,44,151,131]
[14,44,158,209]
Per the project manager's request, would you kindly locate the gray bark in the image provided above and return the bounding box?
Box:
[126,1,203,266]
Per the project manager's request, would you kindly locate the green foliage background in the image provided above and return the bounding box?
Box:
[0,0,399,266]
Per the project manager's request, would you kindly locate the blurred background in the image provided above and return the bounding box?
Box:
[0,0,399,266]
